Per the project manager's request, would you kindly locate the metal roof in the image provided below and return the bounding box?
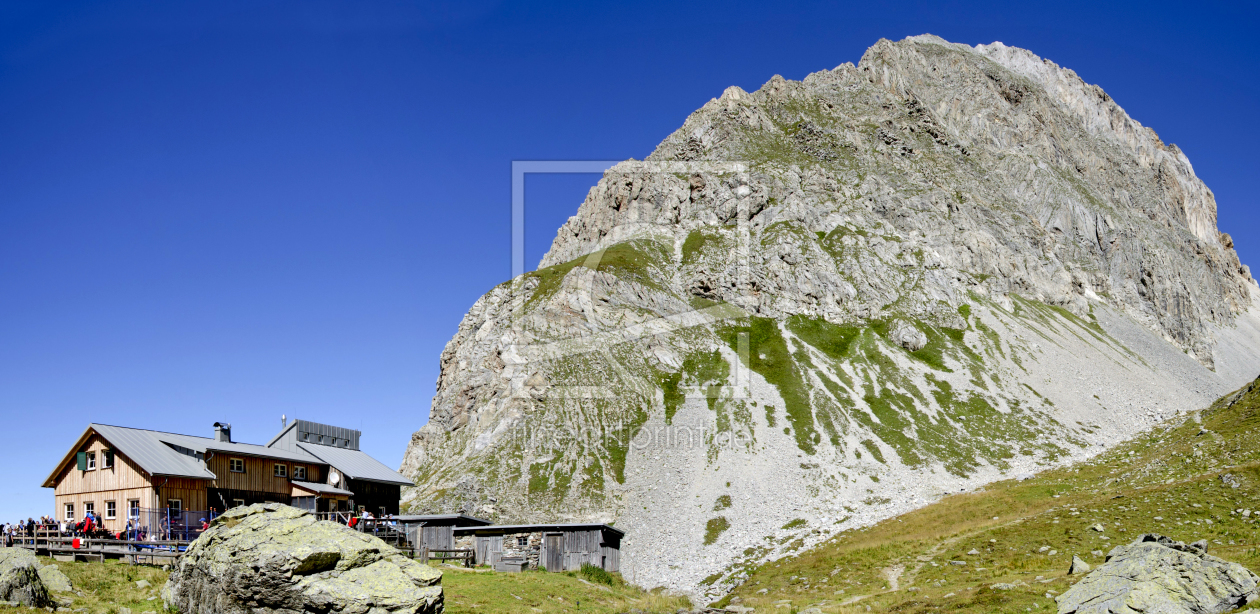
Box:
[454,523,625,538]
[296,443,414,486]
[393,514,493,527]
[43,424,329,487]
[157,431,321,464]
[89,424,216,480]
[291,480,354,496]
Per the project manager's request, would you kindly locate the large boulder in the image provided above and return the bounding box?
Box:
[1057,534,1259,614]
[0,548,53,607]
[38,564,73,593]
[163,503,442,614]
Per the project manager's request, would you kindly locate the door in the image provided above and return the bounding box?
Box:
[544,534,564,571]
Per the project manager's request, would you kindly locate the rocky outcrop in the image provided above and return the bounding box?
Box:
[0,548,53,607]
[400,34,1260,598]
[1068,554,1091,575]
[162,504,442,614]
[1057,534,1259,614]
[37,565,73,594]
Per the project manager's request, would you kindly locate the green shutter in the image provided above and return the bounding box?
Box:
[76,452,87,471]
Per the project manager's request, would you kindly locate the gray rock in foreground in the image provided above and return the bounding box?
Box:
[162,503,443,614]
[1068,555,1091,575]
[1057,534,1259,614]
[38,565,73,593]
[0,548,53,607]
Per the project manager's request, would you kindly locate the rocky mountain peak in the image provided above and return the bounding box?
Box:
[402,35,1260,599]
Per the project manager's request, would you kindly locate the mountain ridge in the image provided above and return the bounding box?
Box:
[400,34,1260,599]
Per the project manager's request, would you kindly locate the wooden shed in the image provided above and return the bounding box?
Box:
[393,514,491,551]
[454,523,623,572]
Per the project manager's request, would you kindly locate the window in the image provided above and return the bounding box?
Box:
[232,499,245,508]
[128,500,140,518]
[229,458,244,473]
[293,466,306,480]
[86,451,96,471]
[102,450,114,469]
[105,501,117,519]
[517,536,528,547]
[84,502,95,516]
[168,499,182,514]
[64,503,74,521]
[273,463,287,478]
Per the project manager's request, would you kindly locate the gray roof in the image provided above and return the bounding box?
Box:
[296,443,413,486]
[89,424,216,481]
[393,514,492,527]
[156,431,321,464]
[45,424,325,486]
[454,523,625,538]
[291,480,354,496]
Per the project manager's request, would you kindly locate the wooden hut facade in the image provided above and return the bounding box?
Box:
[43,420,412,533]
[453,523,623,572]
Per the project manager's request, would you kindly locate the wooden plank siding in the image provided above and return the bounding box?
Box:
[51,434,174,533]
[49,433,326,532]
[204,454,320,495]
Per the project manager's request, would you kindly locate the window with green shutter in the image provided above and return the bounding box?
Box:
[104,449,114,469]
[76,451,87,471]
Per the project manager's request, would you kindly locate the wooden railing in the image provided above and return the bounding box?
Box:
[422,548,474,568]
[9,532,190,564]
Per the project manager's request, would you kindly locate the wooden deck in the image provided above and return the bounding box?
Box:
[10,531,190,564]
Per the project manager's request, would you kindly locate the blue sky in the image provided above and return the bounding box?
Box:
[1,1,1257,521]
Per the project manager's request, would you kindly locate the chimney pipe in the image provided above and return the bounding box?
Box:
[281,414,287,429]
[213,422,232,443]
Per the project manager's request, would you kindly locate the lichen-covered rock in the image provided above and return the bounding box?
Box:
[1057,534,1259,614]
[37,565,73,593]
[162,503,442,614]
[0,548,53,607]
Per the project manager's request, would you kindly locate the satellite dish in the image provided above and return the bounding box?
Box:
[329,470,340,486]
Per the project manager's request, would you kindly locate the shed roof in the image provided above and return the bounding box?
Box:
[454,523,625,539]
[392,514,493,527]
[291,480,354,496]
[42,424,324,488]
[295,443,413,486]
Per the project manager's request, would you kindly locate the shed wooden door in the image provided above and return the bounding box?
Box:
[422,526,453,550]
[543,534,563,571]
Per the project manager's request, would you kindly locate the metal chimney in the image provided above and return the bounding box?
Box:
[213,422,232,443]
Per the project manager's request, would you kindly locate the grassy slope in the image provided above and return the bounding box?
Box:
[0,557,690,614]
[443,566,691,613]
[0,558,169,614]
[712,377,1260,613]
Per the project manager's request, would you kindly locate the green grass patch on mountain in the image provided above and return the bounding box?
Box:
[720,317,819,454]
[712,376,1260,613]
[523,239,671,310]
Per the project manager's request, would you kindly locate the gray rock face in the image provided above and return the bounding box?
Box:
[0,548,53,607]
[400,34,1260,599]
[162,504,442,614]
[1057,534,1259,614]
[1069,555,1091,575]
[38,565,73,594]
[889,321,928,351]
